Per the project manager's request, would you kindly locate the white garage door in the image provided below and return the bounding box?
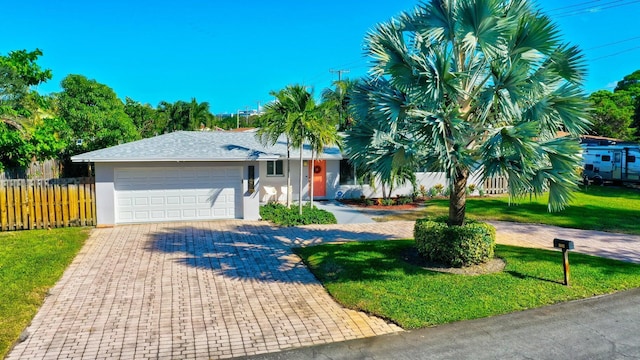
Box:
[114,166,241,224]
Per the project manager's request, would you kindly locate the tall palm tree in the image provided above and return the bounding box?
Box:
[346,0,590,226]
[255,85,328,214]
[306,101,339,206]
[321,79,358,130]
[256,90,293,206]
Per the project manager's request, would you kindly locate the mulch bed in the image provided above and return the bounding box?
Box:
[338,198,426,210]
[400,246,506,276]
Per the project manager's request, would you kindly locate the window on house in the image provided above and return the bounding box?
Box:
[601,155,611,162]
[627,155,636,163]
[267,160,284,176]
[339,159,355,185]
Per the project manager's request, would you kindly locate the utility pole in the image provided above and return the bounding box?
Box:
[330,69,350,82]
[330,69,350,129]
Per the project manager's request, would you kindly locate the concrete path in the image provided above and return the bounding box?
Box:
[489,220,640,263]
[312,200,375,224]
[7,220,640,359]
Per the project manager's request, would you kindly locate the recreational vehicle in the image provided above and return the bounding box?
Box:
[582,145,640,184]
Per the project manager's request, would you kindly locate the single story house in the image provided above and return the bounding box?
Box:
[71,130,482,226]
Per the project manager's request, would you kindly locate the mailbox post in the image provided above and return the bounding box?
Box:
[553,238,574,286]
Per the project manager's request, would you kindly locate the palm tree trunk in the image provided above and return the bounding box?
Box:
[310,149,315,207]
[286,137,291,207]
[299,141,303,215]
[449,168,469,226]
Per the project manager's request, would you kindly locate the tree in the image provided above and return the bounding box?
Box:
[588,90,636,140]
[306,102,339,205]
[188,98,212,130]
[321,79,358,130]
[124,97,168,138]
[614,70,640,139]
[256,85,332,214]
[346,0,590,226]
[0,49,53,132]
[57,74,139,155]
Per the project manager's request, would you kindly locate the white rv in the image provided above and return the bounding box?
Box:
[582,145,640,184]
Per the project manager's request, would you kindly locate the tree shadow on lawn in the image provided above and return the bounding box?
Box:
[144,221,411,284]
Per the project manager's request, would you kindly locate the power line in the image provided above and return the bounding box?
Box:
[553,0,640,18]
[590,45,640,61]
[586,35,640,50]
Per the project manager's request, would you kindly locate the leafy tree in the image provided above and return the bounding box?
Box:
[0,49,53,131]
[346,0,590,226]
[57,74,139,155]
[0,122,32,169]
[588,90,636,140]
[615,70,640,138]
[124,97,168,138]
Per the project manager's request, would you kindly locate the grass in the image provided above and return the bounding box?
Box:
[0,228,89,358]
[380,186,640,234]
[296,240,640,329]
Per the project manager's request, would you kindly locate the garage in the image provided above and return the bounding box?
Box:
[114,166,241,223]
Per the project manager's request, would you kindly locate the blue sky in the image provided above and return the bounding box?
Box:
[2,0,639,114]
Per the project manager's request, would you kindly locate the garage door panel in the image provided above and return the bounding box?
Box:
[115,166,241,224]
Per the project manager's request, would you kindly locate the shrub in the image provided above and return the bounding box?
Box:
[381,198,395,206]
[365,199,374,206]
[478,188,486,197]
[433,184,444,196]
[260,203,337,226]
[414,217,496,267]
[468,184,476,194]
[397,196,413,205]
[419,185,429,198]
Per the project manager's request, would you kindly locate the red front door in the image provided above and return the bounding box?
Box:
[310,160,326,197]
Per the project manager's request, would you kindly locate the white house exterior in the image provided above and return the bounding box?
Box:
[72,130,494,227]
[72,130,345,226]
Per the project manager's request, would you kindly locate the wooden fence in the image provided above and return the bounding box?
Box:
[0,159,63,180]
[0,177,96,231]
[484,176,509,195]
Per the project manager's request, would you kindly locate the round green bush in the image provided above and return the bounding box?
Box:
[414,217,496,267]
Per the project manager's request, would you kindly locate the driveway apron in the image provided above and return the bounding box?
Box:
[7,221,403,360]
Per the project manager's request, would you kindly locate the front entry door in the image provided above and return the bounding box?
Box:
[310,160,326,197]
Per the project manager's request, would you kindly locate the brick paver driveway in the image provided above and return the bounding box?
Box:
[7,221,405,360]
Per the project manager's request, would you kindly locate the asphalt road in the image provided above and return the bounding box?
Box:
[244,287,640,360]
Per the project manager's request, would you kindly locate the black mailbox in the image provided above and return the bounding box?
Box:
[553,238,574,250]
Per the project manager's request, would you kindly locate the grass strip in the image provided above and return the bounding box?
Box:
[0,228,89,358]
[296,240,640,329]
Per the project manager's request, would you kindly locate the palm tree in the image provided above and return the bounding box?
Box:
[256,90,294,206]
[256,85,330,214]
[188,98,211,130]
[346,0,590,226]
[306,101,339,206]
[321,79,358,130]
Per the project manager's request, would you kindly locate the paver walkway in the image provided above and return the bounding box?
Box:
[7,221,405,360]
[8,220,640,360]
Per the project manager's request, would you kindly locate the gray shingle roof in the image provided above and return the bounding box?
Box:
[71,130,343,163]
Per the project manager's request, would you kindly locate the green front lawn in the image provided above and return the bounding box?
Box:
[0,228,89,358]
[296,240,640,329]
[380,186,640,235]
